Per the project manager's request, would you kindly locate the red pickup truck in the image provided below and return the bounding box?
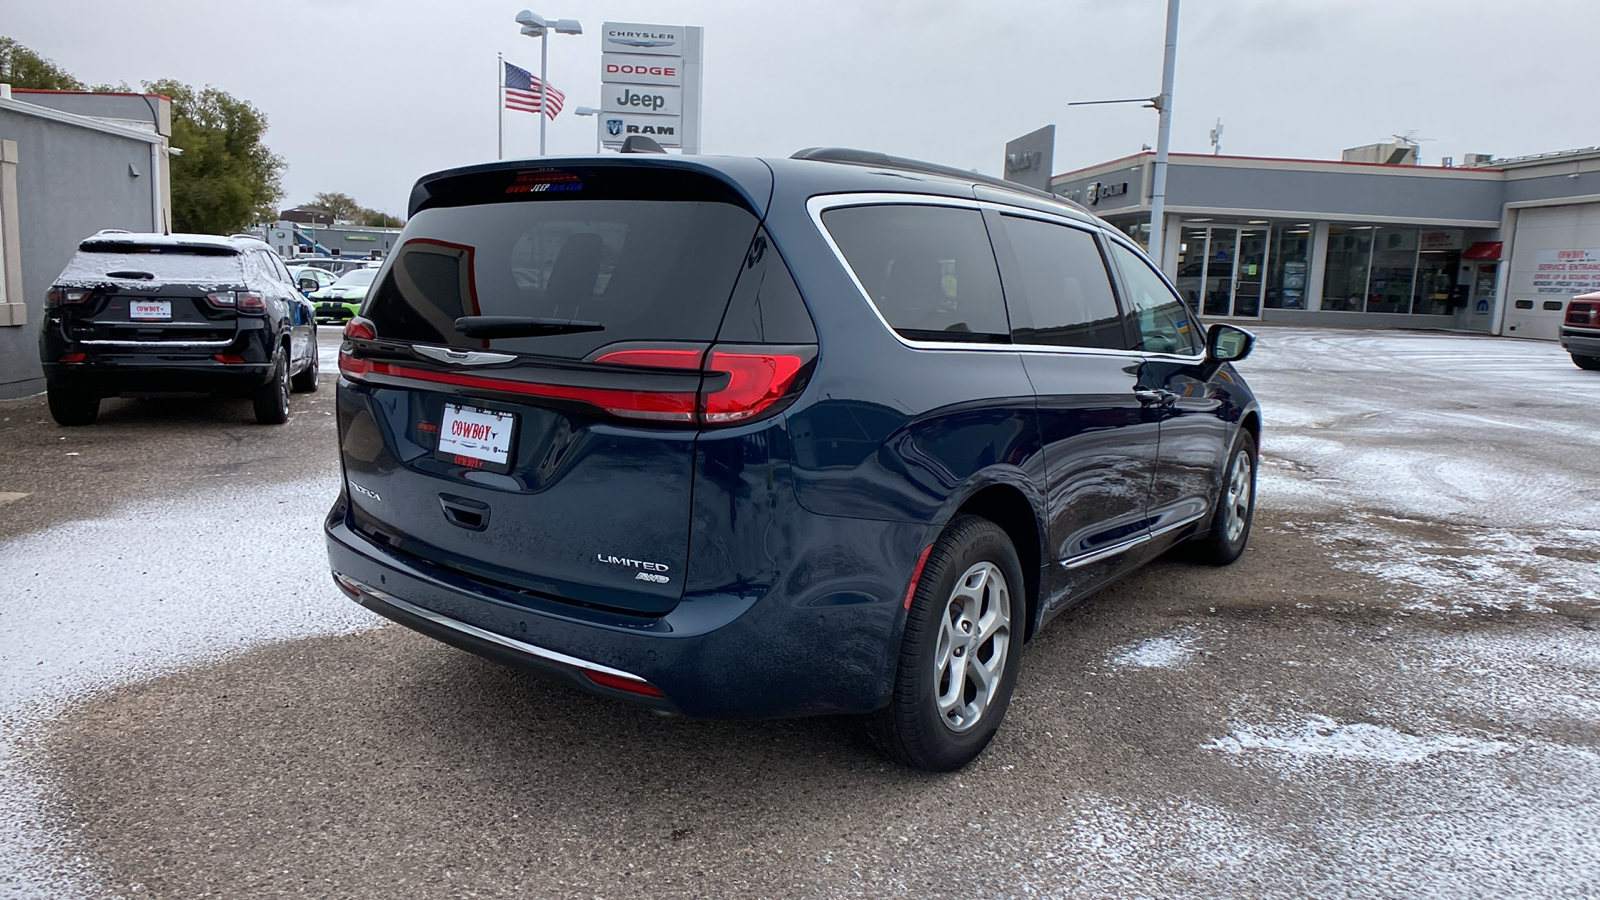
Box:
[1562,291,1600,371]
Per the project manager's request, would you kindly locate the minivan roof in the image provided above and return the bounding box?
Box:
[406,153,1098,225]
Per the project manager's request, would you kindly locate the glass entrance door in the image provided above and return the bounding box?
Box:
[1171,225,1266,319]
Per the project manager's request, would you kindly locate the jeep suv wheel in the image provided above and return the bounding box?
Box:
[253,351,290,424]
[47,383,100,427]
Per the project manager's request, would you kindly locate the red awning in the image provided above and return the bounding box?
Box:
[1462,241,1502,260]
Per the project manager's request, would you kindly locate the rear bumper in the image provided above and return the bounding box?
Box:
[43,358,274,395]
[1559,328,1600,357]
[324,500,913,720]
[314,302,357,321]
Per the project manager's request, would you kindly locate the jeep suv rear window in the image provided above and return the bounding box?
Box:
[57,243,245,289]
[363,200,759,359]
[822,204,1009,343]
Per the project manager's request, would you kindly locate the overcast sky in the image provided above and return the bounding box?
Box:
[6,0,1597,218]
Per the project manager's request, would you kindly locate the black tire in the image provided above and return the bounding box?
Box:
[290,333,320,393]
[865,515,1026,772]
[252,351,291,425]
[1572,353,1600,372]
[1183,429,1257,566]
[47,383,100,426]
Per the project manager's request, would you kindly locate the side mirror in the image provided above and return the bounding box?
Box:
[299,278,318,291]
[1206,323,1255,363]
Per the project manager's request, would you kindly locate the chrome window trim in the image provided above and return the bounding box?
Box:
[336,573,655,685]
[1057,511,1206,569]
[805,192,1206,365]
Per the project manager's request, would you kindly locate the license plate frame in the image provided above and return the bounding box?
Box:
[129,299,172,321]
[434,402,517,473]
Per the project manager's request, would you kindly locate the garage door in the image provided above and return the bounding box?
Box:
[1503,203,1600,340]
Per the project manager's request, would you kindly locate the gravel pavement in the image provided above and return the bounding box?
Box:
[2,327,1597,898]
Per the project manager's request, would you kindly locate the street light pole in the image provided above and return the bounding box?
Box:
[538,28,549,156]
[1147,0,1180,265]
[515,11,582,158]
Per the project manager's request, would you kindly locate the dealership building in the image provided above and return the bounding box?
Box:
[1050,144,1600,341]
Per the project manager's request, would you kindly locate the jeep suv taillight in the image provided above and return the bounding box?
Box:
[45,288,91,308]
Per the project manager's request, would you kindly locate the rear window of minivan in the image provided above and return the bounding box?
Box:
[364,200,759,359]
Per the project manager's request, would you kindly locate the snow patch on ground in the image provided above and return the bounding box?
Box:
[1294,516,1600,613]
[1205,714,1512,766]
[1108,628,1199,669]
[0,475,375,899]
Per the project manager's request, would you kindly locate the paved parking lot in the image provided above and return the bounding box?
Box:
[2,326,1597,898]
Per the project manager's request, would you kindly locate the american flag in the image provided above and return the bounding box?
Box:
[503,60,564,119]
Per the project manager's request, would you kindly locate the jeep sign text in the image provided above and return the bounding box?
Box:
[602,85,682,117]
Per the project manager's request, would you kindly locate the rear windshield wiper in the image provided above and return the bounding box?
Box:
[454,316,604,339]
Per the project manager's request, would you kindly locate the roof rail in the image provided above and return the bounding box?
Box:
[790,147,1082,209]
[94,228,132,235]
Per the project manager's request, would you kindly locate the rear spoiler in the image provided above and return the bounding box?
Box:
[407,157,774,220]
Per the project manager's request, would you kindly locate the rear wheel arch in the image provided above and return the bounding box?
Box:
[952,483,1043,642]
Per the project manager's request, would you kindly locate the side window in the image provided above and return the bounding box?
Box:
[1106,241,1201,355]
[822,204,1009,343]
[997,214,1128,350]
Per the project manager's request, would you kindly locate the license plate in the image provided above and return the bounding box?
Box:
[438,403,515,466]
[129,300,172,320]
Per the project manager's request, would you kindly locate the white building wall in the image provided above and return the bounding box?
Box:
[1501,201,1600,340]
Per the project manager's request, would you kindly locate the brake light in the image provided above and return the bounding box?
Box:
[213,353,246,364]
[337,357,698,421]
[237,292,267,313]
[57,352,87,363]
[46,289,90,308]
[206,291,237,308]
[344,317,376,340]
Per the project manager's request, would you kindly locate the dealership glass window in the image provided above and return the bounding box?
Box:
[1321,225,1374,312]
[1264,223,1311,309]
[1366,227,1418,313]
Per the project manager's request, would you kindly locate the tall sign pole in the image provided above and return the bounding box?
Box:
[497,52,505,160]
[1147,0,1180,264]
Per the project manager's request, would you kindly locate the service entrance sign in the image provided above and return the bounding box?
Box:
[600,21,703,152]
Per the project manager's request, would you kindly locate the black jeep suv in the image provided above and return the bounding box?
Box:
[40,232,319,425]
[326,149,1260,770]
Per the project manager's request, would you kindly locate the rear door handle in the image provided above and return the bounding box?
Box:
[1134,389,1178,407]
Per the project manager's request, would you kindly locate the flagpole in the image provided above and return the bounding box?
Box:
[497,53,504,160]
[538,33,549,156]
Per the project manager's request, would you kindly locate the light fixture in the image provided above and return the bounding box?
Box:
[514,10,584,156]
[573,106,603,153]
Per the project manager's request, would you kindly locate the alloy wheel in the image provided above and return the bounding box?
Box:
[933,561,1011,733]
[1224,448,1253,543]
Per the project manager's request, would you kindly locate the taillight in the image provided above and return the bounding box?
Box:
[340,342,811,426]
[57,352,87,363]
[213,353,246,364]
[46,288,90,308]
[207,291,265,312]
[701,351,806,424]
[344,317,376,340]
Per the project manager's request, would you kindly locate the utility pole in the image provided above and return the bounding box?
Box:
[1148,0,1180,265]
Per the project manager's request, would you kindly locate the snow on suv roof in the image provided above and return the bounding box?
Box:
[78,231,271,253]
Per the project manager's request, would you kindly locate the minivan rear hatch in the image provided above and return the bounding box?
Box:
[53,241,246,347]
[337,160,778,616]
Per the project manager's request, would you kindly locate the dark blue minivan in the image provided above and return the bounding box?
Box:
[325,149,1259,770]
